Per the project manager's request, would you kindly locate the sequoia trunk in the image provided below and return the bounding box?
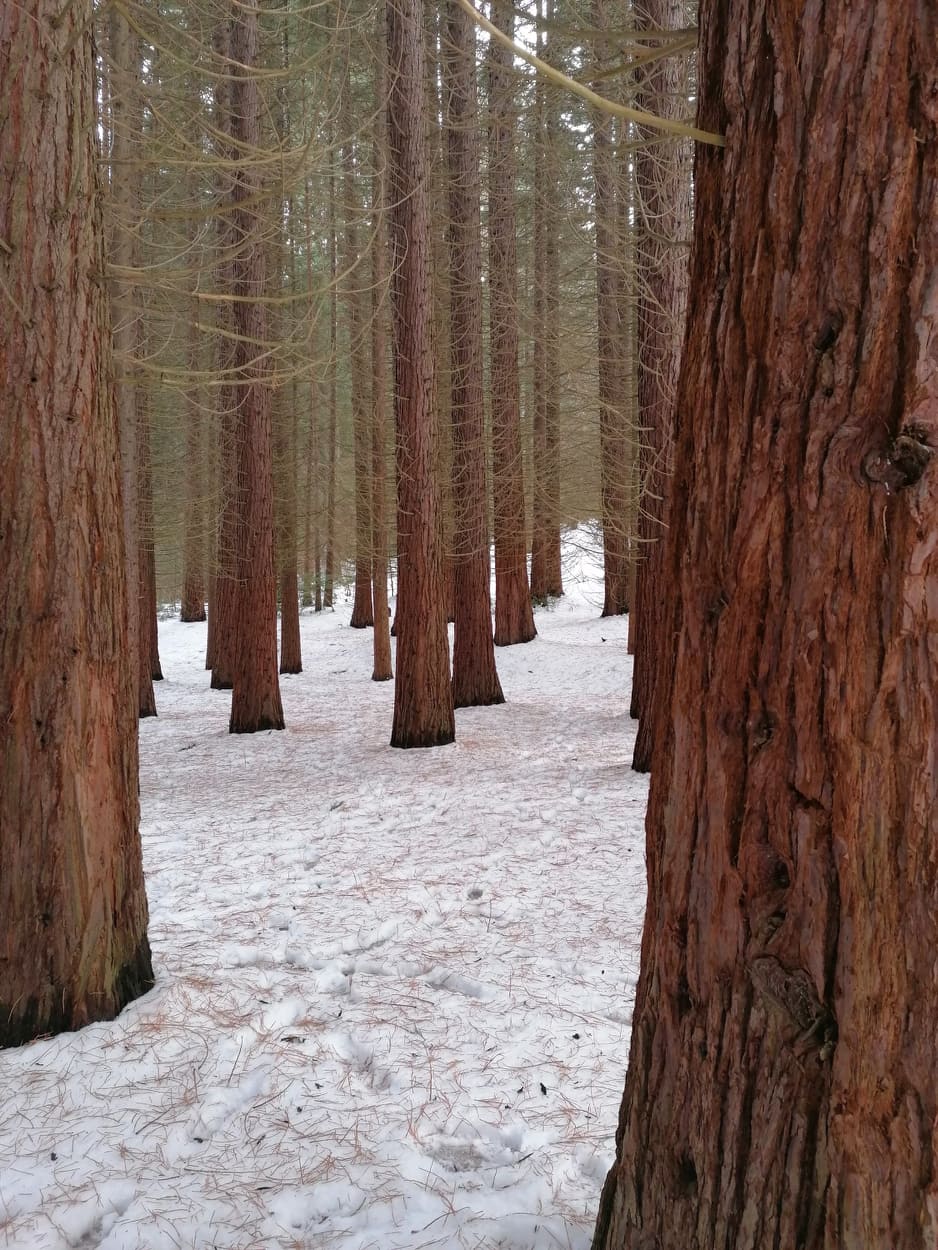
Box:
[0,0,153,1045]
[594,3,938,1248]
[386,0,455,749]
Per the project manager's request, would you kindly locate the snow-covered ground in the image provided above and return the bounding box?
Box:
[0,531,648,1250]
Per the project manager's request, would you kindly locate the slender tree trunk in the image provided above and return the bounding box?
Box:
[443,0,503,708]
[487,1,536,647]
[210,16,239,690]
[386,0,455,749]
[323,140,338,610]
[593,3,938,1248]
[630,4,692,772]
[343,111,375,630]
[181,298,207,622]
[277,378,303,675]
[371,45,393,683]
[137,383,162,685]
[227,0,284,734]
[301,177,321,613]
[0,0,153,1045]
[593,0,629,617]
[530,0,563,602]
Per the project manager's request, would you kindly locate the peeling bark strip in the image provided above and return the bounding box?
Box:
[594,2,938,1249]
[0,0,153,1044]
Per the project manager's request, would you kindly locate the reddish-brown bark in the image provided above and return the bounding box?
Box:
[0,0,153,1045]
[487,2,536,648]
[137,390,162,687]
[371,48,393,684]
[443,0,504,709]
[343,118,375,631]
[277,385,302,676]
[181,301,207,624]
[529,0,563,603]
[227,0,284,735]
[594,3,938,1247]
[386,0,454,749]
[593,0,629,618]
[630,4,692,771]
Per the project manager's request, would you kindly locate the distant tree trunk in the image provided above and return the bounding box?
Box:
[443,0,504,708]
[323,141,338,611]
[277,379,303,676]
[386,0,455,749]
[487,1,536,647]
[137,381,162,690]
[181,298,207,622]
[371,45,393,683]
[227,0,284,734]
[530,0,563,602]
[343,113,375,630]
[630,3,692,772]
[0,0,153,1046]
[210,16,239,690]
[593,4,938,1248]
[593,0,629,617]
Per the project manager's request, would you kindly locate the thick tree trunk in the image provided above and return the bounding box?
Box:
[0,0,153,1046]
[594,3,938,1248]
[630,5,692,773]
[386,0,455,749]
[487,2,536,648]
[227,0,284,734]
[371,47,393,683]
[444,0,504,709]
[593,0,629,618]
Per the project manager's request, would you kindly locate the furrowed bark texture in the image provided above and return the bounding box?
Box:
[593,3,938,1248]
[487,1,536,647]
[0,0,153,1045]
[443,0,504,709]
[227,1,284,735]
[630,2,692,771]
[386,0,455,749]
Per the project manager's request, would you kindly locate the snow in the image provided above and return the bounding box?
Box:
[0,530,648,1250]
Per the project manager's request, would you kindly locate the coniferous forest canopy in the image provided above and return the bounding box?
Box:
[1,1,936,1248]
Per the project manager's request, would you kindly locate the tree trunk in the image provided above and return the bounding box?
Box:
[227,0,284,734]
[371,43,393,683]
[137,386,162,686]
[209,16,239,691]
[593,0,629,617]
[386,0,455,749]
[443,0,504,709]
[487,1,536,648]
[630,4,692,773]
[323,139,338,611]
[181,297,207,622]
[301,177,322,613]
[343,111,375,630]
[529,2,564,602]
[277,378,303,676]
[0,0,153,1046]
[593,3,938,1248]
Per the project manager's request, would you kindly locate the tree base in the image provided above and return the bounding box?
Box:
[390,727,455,749]
[0,936,154,1050]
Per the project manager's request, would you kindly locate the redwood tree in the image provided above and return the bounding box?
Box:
[227,0,284,734]
[386,0,455,749]
[487,0,536,647]
[0,0,153,1045]
[443,0,504,708]
[593,3,938,1248]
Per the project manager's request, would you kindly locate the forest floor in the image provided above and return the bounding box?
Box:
[0,529,648,1250]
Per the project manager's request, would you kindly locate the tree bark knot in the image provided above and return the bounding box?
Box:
[863,426,933,494]
[749,956,836,1058]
